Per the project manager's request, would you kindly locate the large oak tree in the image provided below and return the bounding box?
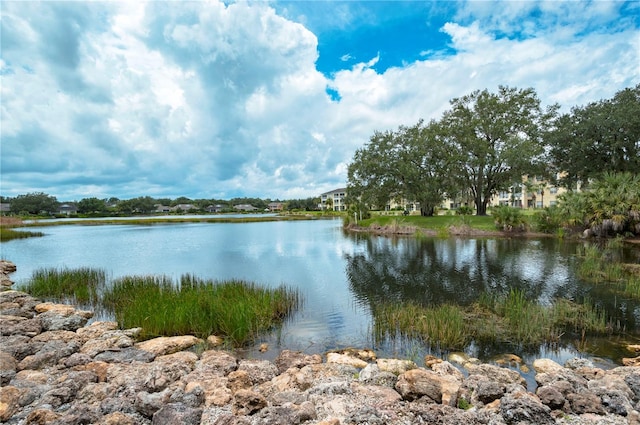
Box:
[347,120,452,216]
[546,84,640,188]
[440,86,556,215]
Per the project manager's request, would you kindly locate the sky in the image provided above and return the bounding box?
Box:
[1,1,638,202]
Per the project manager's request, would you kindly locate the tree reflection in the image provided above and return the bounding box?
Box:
[344,235,640,334]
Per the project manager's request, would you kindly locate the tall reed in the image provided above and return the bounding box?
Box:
[0,228,45,242]
[373,303,469,350]
[21,267,106,304]
[103,274,301,345]
[373,287,612,351]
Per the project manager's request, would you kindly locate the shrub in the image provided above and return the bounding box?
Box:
[532,206,564,234]
[491,206,527,232]
[455,205,474,216]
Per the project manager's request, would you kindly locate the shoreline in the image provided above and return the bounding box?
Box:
[2,287,640,424]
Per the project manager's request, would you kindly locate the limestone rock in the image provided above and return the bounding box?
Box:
[0,385,26,422]
[135,335,203,356]
[232,389,267,415]
[326,352,368,369]
[376,358,417,375]
[395,368,444,403]
[500,387,554,424]
[274,350,322,373]
[152,403,202,425]
[0,351,18,385]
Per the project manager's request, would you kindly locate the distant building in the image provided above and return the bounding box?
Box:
[320,188,347,211]
[170,204,198,212]
[205,204,226,213]
[0,203,10,214]
[154,204,170,213]
[267,202,284,212]
[234,204,258,212]
[58,203,78,216]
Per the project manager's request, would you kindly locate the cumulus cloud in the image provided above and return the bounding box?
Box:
[0,1,637,201]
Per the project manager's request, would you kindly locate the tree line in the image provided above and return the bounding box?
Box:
[0,193,321,216]
[347,84,640,217]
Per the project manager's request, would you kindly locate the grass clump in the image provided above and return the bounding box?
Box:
[21,267,106,304]
[103,274,301,346]
[373,303,469,350]
[577,240,640,299]
[0,228,45,242]
[373,288,609,351]
[1,217,45,242]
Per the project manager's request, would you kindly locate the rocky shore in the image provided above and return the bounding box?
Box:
[1,262,640,424]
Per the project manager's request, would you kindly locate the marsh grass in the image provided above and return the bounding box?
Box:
[20,267,301,347]
[373,303,468,349]
[103,274,301,345]
[578,241,640,299]
[373,288,610,350]
[0,228,45,242]
[21,267,106,304]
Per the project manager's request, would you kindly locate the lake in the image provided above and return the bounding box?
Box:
[2,218,639,372]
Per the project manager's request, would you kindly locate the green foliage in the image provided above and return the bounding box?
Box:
[77,197,108,214]
[347,119,453,216]
[373,288,609,350]
[373,303,469,350]
[10,192,59,215]
[116,196,156,214]
[532,206,564,234]
[103,274,300,345]
[556,172,640,236]
[577,241,640,299]
[21,267,107,304]
[0,228,45,242]
[455,205,474,216]
[491,206,527,232]
[440,86,557,215]
[548,84,640,187]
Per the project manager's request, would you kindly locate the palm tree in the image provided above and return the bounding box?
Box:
[324,197,333,211]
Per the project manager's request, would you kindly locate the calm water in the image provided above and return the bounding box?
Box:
[2,218,639,372]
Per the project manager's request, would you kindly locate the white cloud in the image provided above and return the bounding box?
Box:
[1,1,637,201]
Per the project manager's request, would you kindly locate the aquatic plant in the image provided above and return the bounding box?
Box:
[21,267,106,304]
[373,288,611,351]
[103,274,301,345]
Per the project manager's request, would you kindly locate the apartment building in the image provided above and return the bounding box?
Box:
[320,188,347,211]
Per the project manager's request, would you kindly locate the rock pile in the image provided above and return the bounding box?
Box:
[2,286,640,423]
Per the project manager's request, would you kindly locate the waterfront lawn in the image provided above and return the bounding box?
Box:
[360,214,497,233]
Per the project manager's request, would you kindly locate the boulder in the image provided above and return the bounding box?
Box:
[135,335,203,356]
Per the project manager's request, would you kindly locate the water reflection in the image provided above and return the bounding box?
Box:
[344,233,640,360]
[3,220,639,365]
[345,235,580,308]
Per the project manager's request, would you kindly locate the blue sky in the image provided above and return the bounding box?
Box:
[1,1,638,201]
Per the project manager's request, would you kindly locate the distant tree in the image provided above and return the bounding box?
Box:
[347,119,453,216]
[229,197,267,210]
[155,198,172,206]
[77,197,107,214]
[546,84,640,188]
[440,86,557,215]
[171,196,193,206]
[284,198,314,211]
[10,192,59,215]
[117,196,155,214]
